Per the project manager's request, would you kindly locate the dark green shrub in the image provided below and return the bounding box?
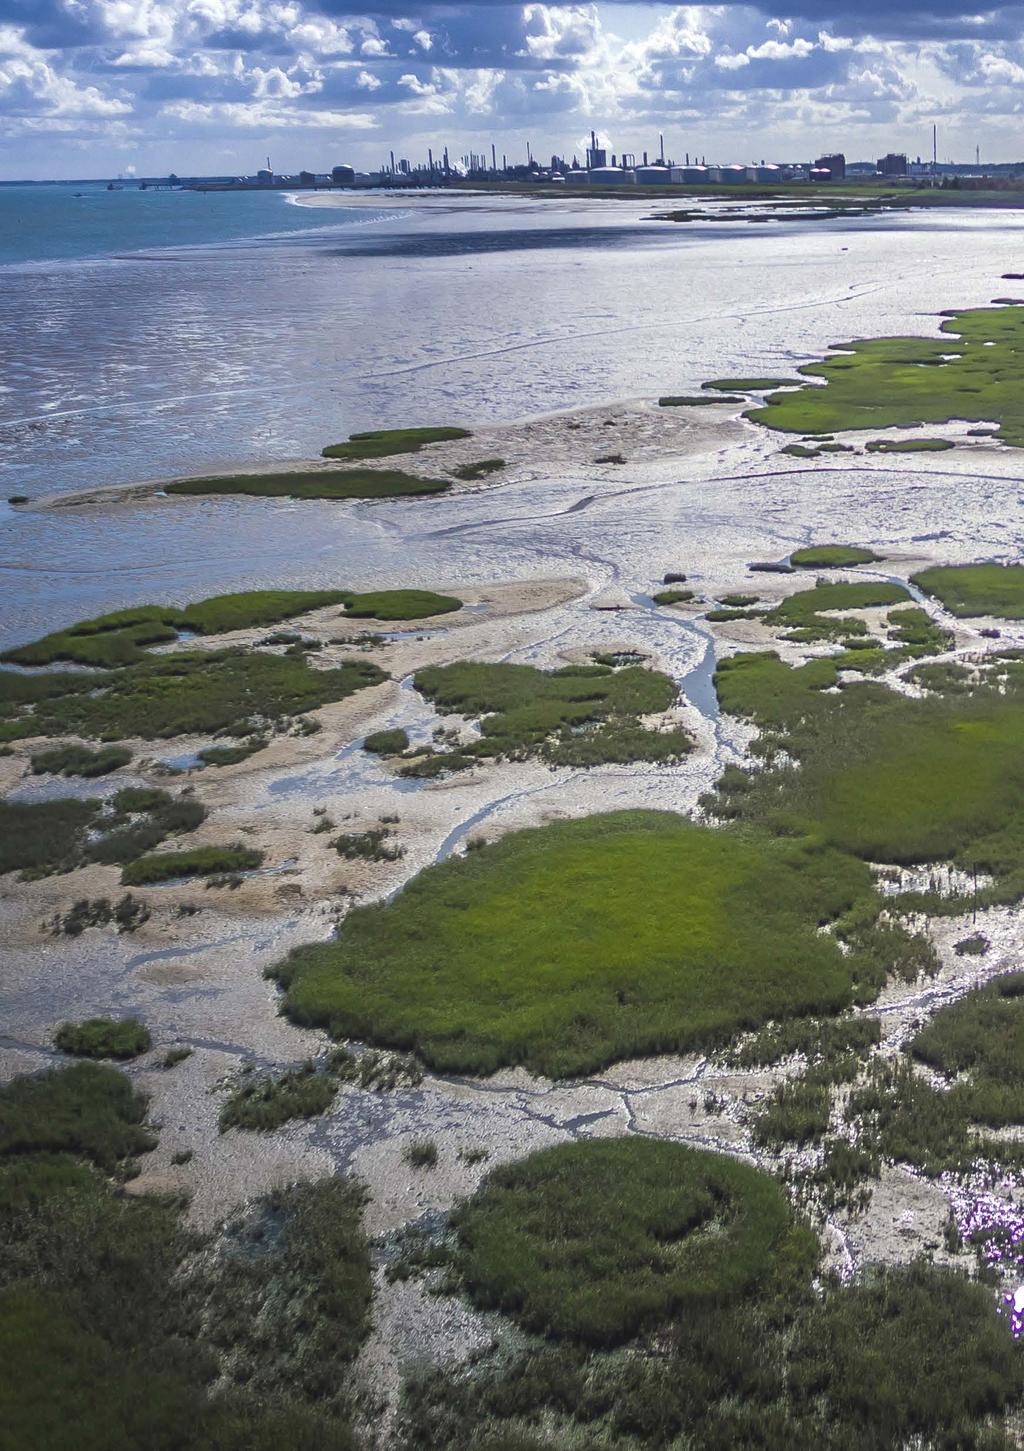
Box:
[54,1018,152,1061]
[364,727,410,755]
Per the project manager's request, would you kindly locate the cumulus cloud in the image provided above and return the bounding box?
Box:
[1,0,1024,174]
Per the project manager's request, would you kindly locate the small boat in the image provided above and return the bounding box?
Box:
[107,181,123,191]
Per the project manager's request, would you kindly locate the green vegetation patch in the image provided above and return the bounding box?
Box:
[30,742,132,777]
[451,1139,813,1346]
[0,788,204,879]
[341,589,462,621]
[452,458,504,481]
[364,727,409,755]
[166,467,450,501]
[658,394,745,406]
[410,660,692,769]
[745,305,1024,444]
[705,377,796,391]
[711,648,1024,906]
[913,562,1024,619]
[0,1055,372,1451]
[198,738,266,766]
[0,1062,153,1171]
[121,843,263,885]
[54,1018,152,1061]
[271,810,877,1077]
[2,590,353,668]
[911,972,1024,1128]
[220,1061,337,1132]
[789,545,882,569]
[652,587,695,605]
[322,425,470,460]
[22,652,385,741]
[781,442,855,457]
[403,1260,1022,1451]
[866,436,956,453]
[762,580,909,641]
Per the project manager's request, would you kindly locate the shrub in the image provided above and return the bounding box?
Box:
[54,1018,152,1061]
[122,844,263,885]
[404,1139,439,1169]
[364,727,410,755]
[451,1138,816,1347]
[219,1061,337,1132]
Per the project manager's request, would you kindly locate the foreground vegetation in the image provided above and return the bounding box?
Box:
[54,1018,152,1061]
[451,1139,811,1346]
[402,1137,1022,1450]
[0,1062,371,1449]
[745,303,1024,443]
[271,810,886,1077]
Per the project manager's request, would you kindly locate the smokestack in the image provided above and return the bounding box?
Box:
[660,132,665,164]
[933,123,937,168]
[390,150,395,174]
[492,142,496,172]
[643,151,648,166]
[428,147,434,175]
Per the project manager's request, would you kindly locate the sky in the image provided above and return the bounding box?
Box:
[2,0,1024,179]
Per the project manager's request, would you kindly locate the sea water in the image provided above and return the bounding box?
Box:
[2,187,1024,647]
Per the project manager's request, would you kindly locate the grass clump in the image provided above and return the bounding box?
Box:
[404,1139,439,1169]
[54,1017,151,1061]
[745,304,1024,445]
[166,466,450,501]
[658,394,745,405]
[866,436,955,453]
[332,826,404,863]
[790,545,881,569]
[2,590,353,668]
[913,563,1024,619]
[270,810,878,1078]
[364,727,409,755]
[451,1138,816,1347]
[322,425,470,460]
[705,377,796,391]
[910,972,1024,1129]
[47,894,150,936]
[0,789,205,879]
[341,589,461,621]
[0,1062,154,1171]
[762,579,909,641]
[452,458,504,481]
[412,660,692,769]
[26,651,385,741]
[30,742,132,777]
[122,843,263,885]
[220,1061,337,1132]
[652,587,694,605]
[198,738,266,766]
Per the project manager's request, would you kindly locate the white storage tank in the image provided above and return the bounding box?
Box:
[671,166,710,184]
[635,165,672,185]
[717,165,748,184]
[588,167,636,184]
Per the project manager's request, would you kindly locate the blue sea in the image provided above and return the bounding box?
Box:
[0,182,379,266]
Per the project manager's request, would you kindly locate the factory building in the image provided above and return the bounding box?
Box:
[877,153,908,177]
[814,153,846,180]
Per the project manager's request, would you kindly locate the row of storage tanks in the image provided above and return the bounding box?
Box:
[567,164,784,185]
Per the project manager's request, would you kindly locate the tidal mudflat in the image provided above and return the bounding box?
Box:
[8,219,1024,1446]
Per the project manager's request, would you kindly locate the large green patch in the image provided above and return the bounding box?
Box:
[409,661,692,769]
[271,810,876,1077]
[912,563,1024,619]
[451,1138,814,1347]
[744,304,1024,443]
[712,653,1024,896]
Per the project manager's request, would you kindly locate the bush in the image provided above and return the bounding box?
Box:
[54,1018,152,1061]
[451,1138,816,1347]
[0,1062,154,1171]
[404,1139,439,1169]
[364,727,410,755]
[30,743,132,777]
[122,844,263,885]
[219,1061,337,1132]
